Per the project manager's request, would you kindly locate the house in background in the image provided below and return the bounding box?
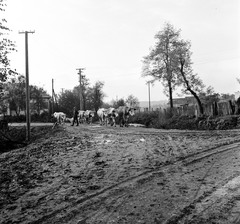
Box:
[172,96,196,107]
[172,94,238,116]
[171,96,198,116]
[4,93,51,116]
[138,100,168,112]
[30,93,52,115]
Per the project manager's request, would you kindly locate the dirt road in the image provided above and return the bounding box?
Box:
[1,124,240,223]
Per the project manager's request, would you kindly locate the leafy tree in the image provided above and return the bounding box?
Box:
[143,22,209,115]
[58,90,79,117]
[126,94,139,108]
[112,98,125,108]
[1,75,49,116]
[142,23,181,108]
[0,0,17,95]
[59,79,105,114]
[102,102,111,109]
[73,75,90,110]
[86,81,105,111]
[3,75,26,116]
[30,85,47,115]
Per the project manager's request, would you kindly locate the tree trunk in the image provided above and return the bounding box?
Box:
[229,100,234,115]
[167,67,173,108]
[179,62,204,115]
[188,89,204,115]
[168,81,173,108]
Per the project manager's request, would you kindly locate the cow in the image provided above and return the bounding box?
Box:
[84,110,95,124]
[78,110,86,124]
[105,107,118,127]
[52,112,66,128]
[65,117,73,123]
[117,106,136,127]
[97,108,108,125]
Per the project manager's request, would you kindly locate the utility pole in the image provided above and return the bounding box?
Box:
[19,30,35,141]
[52,78,54,113]
[148,81,151,112]
[76,68,85,110]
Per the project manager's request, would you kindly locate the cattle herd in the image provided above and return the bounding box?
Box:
[52,106,136,128]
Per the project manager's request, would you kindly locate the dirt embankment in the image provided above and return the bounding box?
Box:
[1,124,240,223]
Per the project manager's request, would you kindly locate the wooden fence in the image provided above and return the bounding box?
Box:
[138,100,238,117]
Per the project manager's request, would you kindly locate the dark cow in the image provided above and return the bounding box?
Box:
[117,106,136,127]
[105,107,118,127]
[84,110,95,124]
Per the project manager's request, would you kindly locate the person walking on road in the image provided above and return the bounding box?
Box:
[71,106,79,126]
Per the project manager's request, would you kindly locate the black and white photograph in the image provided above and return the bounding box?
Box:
[0,0,240,223]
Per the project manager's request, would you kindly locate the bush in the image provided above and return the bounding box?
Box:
[130,111,159,127]
[159,115,198,130]
[4,112,52,123]
[132,110,240,130]
[4,115,26,123]
[131,110,199,130]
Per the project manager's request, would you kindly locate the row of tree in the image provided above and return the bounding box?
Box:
[0,1,140,117]
[1,1,237,118]
[0,71,141,118]
[0,75,48,116]
[56,75,140,116]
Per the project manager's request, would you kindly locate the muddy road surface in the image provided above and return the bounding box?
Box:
[1,124,240,224]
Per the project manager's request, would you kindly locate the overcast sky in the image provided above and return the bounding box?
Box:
[3,0,240,102]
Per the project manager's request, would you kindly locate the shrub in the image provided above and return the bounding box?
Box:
[130,111,159,127]
[131,110,200,130]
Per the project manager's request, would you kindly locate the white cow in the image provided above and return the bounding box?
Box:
[52,112,66,128]
[78,110,86,124]
[97,108,118,127]
[97,108,108,125]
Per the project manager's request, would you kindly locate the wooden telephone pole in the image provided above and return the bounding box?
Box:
[51,78,54,113]
[76,68,85,110]
[148,81,151,112]
[19,30,35,141]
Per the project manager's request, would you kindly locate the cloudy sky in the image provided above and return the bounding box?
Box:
[3,0,240,102]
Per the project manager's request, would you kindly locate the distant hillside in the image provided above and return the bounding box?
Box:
[139,100,168,108]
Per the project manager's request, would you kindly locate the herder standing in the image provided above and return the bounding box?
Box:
[71,106,79,126]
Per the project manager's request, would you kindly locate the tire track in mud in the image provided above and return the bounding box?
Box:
[164,170,240,224]
[31,137,240,223]
[83,125,240,135]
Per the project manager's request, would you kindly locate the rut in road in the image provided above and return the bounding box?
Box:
[33,139,240,224]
